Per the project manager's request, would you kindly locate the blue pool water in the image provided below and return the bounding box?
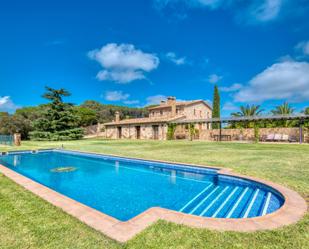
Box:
[0,150,284,221]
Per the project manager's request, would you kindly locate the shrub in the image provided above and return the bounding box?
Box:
[30,128,84,141]
[254,123,260,143]
[167,124,177,140]
[29,131,51,141]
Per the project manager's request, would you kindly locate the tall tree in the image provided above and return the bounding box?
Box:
[212,85,220,129]
[231,105,263,128]
[73,106,97,127]
[302,107,309,128]
[30,87,83,140]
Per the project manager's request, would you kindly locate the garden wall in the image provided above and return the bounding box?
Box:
[83,124,105,138]
[199,127,306,142]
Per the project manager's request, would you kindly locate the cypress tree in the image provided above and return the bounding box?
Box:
[212,85,220,129]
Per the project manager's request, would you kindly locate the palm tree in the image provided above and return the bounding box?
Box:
[271,102,294,115]
[231,105,263,128]
[271,102,295,127]
[231,104,263,117]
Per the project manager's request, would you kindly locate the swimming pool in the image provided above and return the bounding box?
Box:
[0,149,284,221]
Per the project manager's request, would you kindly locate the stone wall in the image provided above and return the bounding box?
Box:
[199,127,305,142]
[104,124,167,140]
[83,124,105,138]
[184,102,212,120]
[86,123,309,142]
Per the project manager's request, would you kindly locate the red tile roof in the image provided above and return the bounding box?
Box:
[104,115,185,126]
[148,100,211,110]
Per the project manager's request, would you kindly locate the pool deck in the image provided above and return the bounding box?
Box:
[0,151,307,243]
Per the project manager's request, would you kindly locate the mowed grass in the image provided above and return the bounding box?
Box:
[0,139,308,249]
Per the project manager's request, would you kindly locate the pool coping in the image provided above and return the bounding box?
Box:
[0,149,307,243]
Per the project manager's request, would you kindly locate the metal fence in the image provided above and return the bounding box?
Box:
[0,135,14,146]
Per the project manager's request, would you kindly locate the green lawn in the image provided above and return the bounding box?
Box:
[0,139,308,249]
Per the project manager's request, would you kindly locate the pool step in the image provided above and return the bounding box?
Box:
[225,188,272,218]
[178,183,214,213]
[179,184,219,214]
[180,184,278,219]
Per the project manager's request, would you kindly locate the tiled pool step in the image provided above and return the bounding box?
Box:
[180,184,279,218]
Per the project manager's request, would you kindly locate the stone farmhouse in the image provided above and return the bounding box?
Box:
[104,97,212,140]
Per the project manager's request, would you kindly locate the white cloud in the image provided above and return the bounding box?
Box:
[104,91,129,101]
[88,43,159,83]
[220,83,242,92]
[165,52,187,65]
[234,60,309,103]
[208,74,223,84]
[295,40,309,56]
[146,95,167,105]
[222,101,238,111]
[0,96,20,113]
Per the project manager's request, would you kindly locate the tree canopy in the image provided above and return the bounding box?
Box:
[0,87,149,139]
[271,102,294,115]
[231,104,263,117]
[29,87,84,140]
[231,105,263,128]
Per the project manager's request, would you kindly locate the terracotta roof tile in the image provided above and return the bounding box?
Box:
[104,115,185,126]
[148,100,211,110]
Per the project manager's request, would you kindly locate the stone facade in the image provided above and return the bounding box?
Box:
[104,124,168,140]
[103,97,212,140]
[84,124,105,138]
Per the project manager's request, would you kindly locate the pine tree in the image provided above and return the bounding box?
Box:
[212,85,220,129]
[30,87,83,140]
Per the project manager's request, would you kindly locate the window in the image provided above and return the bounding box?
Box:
[160,110,163,115]
[194,109,196,116]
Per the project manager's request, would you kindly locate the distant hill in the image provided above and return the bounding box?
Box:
[80,100,150,123]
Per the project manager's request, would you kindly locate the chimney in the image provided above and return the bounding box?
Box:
[160,100,166,105]
[167,96,176,105]
[167,97,177,117]
[115,111,120,123]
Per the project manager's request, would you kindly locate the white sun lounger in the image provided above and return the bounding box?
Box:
[274,134,282,141]
[266,134,275,141]
[281,134,289,141]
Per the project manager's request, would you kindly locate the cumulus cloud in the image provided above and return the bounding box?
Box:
[208,74,223,84]
[0,96,20,113]
[146,95,167,105]
[104,91,129,101]
[165,52,187,65]
[220,83,242,92]
[88,43,159,83]
[234,61,309,103]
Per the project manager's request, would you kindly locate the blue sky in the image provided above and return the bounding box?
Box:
[1,0,309,115]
